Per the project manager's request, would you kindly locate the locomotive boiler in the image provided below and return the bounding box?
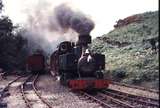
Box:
[50,34,110,90]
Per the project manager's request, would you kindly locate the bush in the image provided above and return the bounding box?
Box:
[111,68,126,81]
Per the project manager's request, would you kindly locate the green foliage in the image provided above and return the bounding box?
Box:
[99,11,158,44]
[0,0,3,12]
[111,68,127,81]
[0,16,28,70]
[91,11,159,89]
[0,0,48,71]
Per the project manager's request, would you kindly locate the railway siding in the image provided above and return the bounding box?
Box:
[109,82,159,99]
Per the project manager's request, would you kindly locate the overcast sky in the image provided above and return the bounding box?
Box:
[2,0,158,38]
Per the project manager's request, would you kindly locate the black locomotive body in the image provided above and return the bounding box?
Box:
[51,35,110,90]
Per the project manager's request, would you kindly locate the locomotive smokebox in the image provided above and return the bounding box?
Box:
[77,34,91,46]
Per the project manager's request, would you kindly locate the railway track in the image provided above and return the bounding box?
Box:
[111,81,159,94]
[20,73,53,108]
[101,89,159,108]
[76,89,159,108]
[78,91,135,108]
[0,74,30,108]
[50,72,159,108]
[0,75,24,98]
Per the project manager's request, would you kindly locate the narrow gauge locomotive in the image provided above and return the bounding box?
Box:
[50,34,110,90]
[26,50,45,74]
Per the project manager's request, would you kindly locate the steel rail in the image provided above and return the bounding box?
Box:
[98,93,135,108]
[80,91,113,108]
[32,73,53,108]
[106,88,158,102]
[103,89,159,107]
[20,75,33,108]
[111,81,159,94]
[0,75,25,99]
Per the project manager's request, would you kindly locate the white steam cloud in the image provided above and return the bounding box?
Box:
[20,2,94,54]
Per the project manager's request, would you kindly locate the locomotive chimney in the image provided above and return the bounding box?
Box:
[77,34,91,56]
[77,34,91,47]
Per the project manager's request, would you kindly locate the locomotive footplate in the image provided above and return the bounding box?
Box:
[69,78,110,90]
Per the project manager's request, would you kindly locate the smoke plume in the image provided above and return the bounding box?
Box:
[20,2,95,54]
[53,4,95,35]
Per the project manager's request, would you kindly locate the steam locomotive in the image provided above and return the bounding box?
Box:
[50,34,110,90]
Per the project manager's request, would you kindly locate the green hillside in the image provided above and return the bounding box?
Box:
[91,11,159,89]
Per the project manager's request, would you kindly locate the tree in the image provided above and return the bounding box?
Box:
[0,0,3,12]
[0,1,28,71]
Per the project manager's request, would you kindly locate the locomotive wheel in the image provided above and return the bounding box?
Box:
[95,72,104,79]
